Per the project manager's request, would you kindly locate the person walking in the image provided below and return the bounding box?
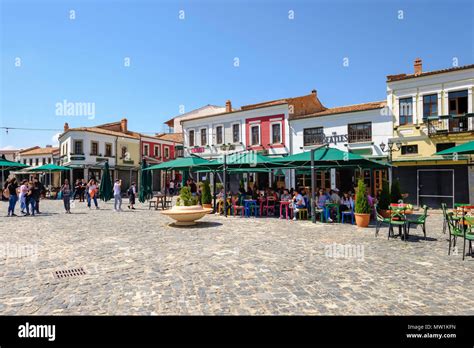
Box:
[3,177,19,217]
[87,178,99,209]
[113,179,123,212]
[127,182,136,210]
[19,179,28,214]
[25,181,37,216]
[33,178,44,214]
[169,180,175,195]
[60,179,72,213]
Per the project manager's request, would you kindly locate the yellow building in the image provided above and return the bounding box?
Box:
[387,59,474,207]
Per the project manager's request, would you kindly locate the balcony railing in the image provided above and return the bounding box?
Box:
[426,113,474,137]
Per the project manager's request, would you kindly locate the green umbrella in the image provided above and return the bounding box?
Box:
[272,146,389,169]
[143,156,215,171]
[435,141,474,155]
[139,159,153,203]
[99,161,113,202]
[27,163,70,172]
[0,159,29,168]
[206,152,283,169]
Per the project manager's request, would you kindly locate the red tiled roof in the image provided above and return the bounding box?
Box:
[62,126,140,139]
[155,133,183,143]
[20,146,59,156]
[290,101,386,120]
[387,64,474,82]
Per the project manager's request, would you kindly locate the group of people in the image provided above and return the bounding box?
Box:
[3,177,44,217]
[3,175,140,216]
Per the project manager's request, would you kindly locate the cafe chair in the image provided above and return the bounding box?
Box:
[341,201,355,225]
[406,205,429,240]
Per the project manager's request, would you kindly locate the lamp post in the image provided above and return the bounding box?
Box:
[379,140,402,185]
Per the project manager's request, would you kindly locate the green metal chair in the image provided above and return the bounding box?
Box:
[388,207,407,241]
[441,202,460,234]
[460,216,474,261]
[374,203,390,237]
[406,205,429,240]
[312,200,325,223]
[446,212,472,259]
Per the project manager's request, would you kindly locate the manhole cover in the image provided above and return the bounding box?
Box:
[53,267,86,279]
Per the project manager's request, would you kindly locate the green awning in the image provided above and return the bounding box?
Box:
[0,159,29,168]
[27,164,70,172]
[143,156,216,171]
[272,146,390,169]
[206,152,282,169]
[435,141,474,155]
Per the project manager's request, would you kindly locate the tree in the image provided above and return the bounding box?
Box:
[200,181,212,205]
[378,180,391,210]
[176,186,198,206]
[355,179,370,214]
[390,180,402,203]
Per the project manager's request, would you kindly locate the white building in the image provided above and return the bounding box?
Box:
[289,101,392,194]
[17,145,61,187]
[165,104,230,133]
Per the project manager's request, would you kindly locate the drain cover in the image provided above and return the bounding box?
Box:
[53,267,86,279]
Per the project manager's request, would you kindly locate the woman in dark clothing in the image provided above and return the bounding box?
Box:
[61,179,72,213]
[4,177,19,217]
[25,181,37,216]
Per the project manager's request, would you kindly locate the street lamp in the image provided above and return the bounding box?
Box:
[379,141,402,185]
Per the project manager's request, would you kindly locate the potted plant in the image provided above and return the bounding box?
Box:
[378,180,391,218]
[354,179,371,227]
[390,180,402,204]
[162,186,212,225]
[199,181,212,209]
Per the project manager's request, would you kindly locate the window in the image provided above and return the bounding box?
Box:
[91,141,99,156]
[200,129,207,146]
[23,159,27,164]
[42,158,46,165]
[436,143,455,153]
[449,90,468,115]
[216,126,223,144]
[250,125,260,145]
[143,144,149,156]
[423,94,438,118]
[271,123,281,144]
[401,145,418,155]
[189,130,195,147]
[105,143,112,157]
[399,98,413,125]
[232,124,240,143]
[48,158,52,164]
[74,140,83,155]
[164,147,170,158]
[348,122,372,143]
[35,158,39,166]
[154,145,160,157]
[303,127,324,146]
[29,159,32,166]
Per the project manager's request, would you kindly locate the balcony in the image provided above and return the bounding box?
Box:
[426,113,474,137]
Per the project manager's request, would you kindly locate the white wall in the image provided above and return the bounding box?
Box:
[59,131,117,166]
[290,108,392,157]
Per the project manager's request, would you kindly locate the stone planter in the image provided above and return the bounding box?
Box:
[202,203,213,209]
[161,205,212,226]
[355,213,370,228]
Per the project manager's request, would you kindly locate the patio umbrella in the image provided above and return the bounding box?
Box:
[138,159,153,203]
[99,161,113,202]
[435,140,474,156]
[143,156,216,171]
[206,152,282,169]
[1,159,29,188]
[272,146,390,169]
[27,163,71,188]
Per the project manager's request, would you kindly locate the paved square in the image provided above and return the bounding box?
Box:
[1,199,473,315]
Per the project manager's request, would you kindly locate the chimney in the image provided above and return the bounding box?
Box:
[120,118,128,133]
[225,100,232,113]
[311,89,317,98]
[414,58,422,75]
[64,122,69,132]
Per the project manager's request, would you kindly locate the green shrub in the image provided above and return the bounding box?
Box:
[200,181,212,205]
[176,186,198,206]
[390,180,402,203]
[355,179,371,214]
[378,180,390,210]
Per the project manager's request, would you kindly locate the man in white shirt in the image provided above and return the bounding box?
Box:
[113,179,122,211]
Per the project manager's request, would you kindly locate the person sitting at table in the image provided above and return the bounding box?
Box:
[291,189,306,221]
[280,189,292,201]
[330,188,341,204]
[217,188,225,200]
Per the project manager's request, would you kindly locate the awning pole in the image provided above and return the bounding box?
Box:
[223,154,228,217]
[213,170,217,213]
[311,148,316,224]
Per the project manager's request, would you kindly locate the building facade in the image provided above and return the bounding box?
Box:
[290,101,392,195]
[17,146,61,187]
[387,60,474,208]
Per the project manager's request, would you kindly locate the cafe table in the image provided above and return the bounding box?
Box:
[154,194,166,210]
[279,200,291,219]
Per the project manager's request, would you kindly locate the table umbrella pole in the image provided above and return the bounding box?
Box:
[223,154,227,217]
[311,148,316,224]
[213,170,217,213]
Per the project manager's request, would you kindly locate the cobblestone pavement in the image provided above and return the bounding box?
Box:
[1,199,473,315]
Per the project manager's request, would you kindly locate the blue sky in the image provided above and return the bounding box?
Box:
[1,0,473,149]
